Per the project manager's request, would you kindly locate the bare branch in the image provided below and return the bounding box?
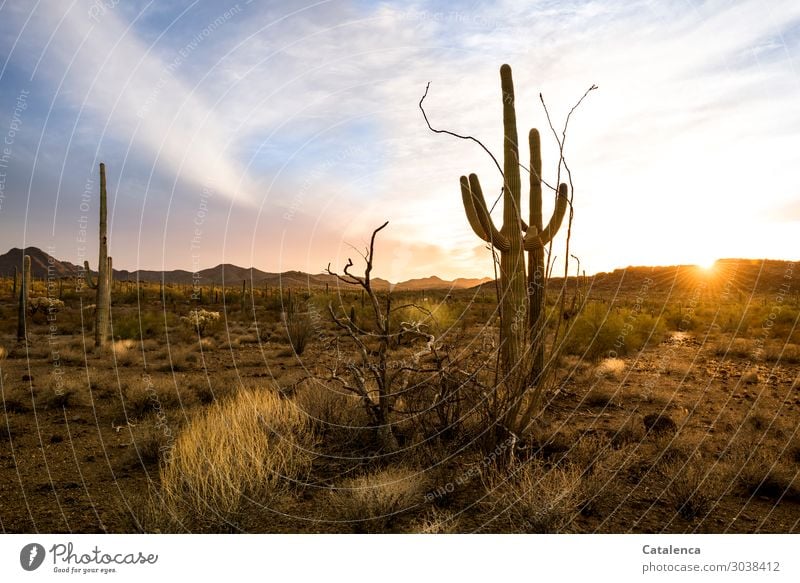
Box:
[419,82,504,180]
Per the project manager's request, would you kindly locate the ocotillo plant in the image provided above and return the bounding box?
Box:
[459,64,529,384]
[16,255,30,341]
[83,162,111,348]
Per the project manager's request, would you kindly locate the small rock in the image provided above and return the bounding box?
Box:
[22,374,33,382]
[643,413,677,435]
[49,435,63,444]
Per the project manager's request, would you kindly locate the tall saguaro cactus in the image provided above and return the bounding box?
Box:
[84,163,111,348]
[524,129,568,383]
[459,65,571,439]
[16,254,31,341]
[460,64,529,379]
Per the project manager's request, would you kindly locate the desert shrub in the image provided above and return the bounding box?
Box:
[111,310,175,340]
[159,389,315,528]
[561,302,666,360]
[390,298,460,338]
[180,309,221,337]
[283,307,312,355]
[329,467,429,533]
[480,459,584,533]
[27,296,65,315]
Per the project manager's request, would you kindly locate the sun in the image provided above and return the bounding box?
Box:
[696,257,717,272]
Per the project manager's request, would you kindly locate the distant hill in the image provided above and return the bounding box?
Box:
[544,259,796,298]
[0,247,492,291]
[0,247,80,279]
[2,247,792,296]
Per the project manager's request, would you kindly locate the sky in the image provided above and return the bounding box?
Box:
[0,0,798,282]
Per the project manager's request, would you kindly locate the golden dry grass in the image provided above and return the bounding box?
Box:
[158,388,316,528]
[329,467,429,533]
[480,460,585,533]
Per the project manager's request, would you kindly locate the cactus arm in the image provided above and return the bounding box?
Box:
[529,128,544,231]
[460,175,489,243]
[523,183,568,249]
[467,173,510,252]
[83,261,99,289]
[539,183,569,244]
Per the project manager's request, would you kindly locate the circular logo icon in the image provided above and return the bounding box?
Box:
[20,543,46,571]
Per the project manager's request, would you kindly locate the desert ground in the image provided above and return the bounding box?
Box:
[1,260,798,533]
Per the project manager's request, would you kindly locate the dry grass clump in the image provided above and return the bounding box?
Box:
[596,357,626,379]
[156,345,200,372]
[0,345,7,362]
[57,344,89,366]
[294,379,368,432]
[410,509,460,534]
[112,339,141,367]
[329,467,429,533]
[119,376,183,420]
[715,337,752,359]
[733,448,800,502]
[763,342,800,364]
[41,377,85,409]
[584,385,619,408]
[657,457,726,520]
[119,422,174,471]
[480,460,584,533]
[158,389,315,529]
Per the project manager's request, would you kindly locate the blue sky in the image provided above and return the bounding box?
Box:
[0,0,799,280]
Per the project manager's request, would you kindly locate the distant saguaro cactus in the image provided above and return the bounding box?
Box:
[12,265,17,299]
[83,162,111,348]
[17,254,31,341]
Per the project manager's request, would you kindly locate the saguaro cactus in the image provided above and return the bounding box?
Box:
[16,255,31,341]
[459,64,529,379]
[12,265,17,299]
[458,65,571,439]
[524,129,568,383]
[83,162,111,348]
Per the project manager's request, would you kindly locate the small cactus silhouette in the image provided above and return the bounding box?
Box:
[16,254,31,341]
[83,163,112,348]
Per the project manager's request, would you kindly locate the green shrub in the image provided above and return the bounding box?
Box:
[561,302,666,360]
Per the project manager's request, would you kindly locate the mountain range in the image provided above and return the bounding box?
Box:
[0,247,491,291]
[0,247,794,296]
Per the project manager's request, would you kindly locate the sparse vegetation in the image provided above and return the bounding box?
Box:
[156,388,316,529]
